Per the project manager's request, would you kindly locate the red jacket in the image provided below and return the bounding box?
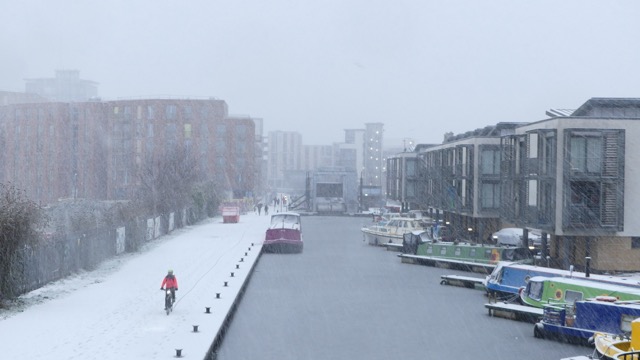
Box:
[161,274,178,289]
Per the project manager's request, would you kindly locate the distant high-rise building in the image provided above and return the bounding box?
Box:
[267,131,302,192]
[363,122,384,187]
[25,70,98,102]
[301,145,333,171]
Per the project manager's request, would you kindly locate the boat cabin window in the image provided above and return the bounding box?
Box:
[469,248,476,257]
[440,247,447,255]
[528,281,544,301]
[564,290,583,305]
[271,215,300,226]
[426,245,433,254]
[454,247,461,256]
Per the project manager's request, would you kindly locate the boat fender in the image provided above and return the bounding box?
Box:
[595,295,618,302]
[533,323,544,339]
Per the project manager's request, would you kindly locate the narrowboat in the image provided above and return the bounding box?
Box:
[361,217,426,246]
[533,298,640,345]
[592,318,640,360]
[263,212,303,253]
[520,276,640,309]
[222,206,240,223]
[400,230,534,273]
[484,262,640,300]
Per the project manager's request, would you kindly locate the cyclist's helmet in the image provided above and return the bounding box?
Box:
[168,269,173,275]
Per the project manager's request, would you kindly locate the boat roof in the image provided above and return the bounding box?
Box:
[271,212,300,218]
[382,217,422,221]
[529,276,640,293]
[498,262,640,284]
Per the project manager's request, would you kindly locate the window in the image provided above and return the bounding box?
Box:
[570,134,602,173]
[184,124,192,139]
[481,182,500,209]
[184,106,193,119]
[632,237,640,249]
[406,159,416,177]
[147,105,155,119]
[528,180,537,206]
[564,290,583,305]
[528,133,538,158]
[166,105,177,119]
[481,149,500,175]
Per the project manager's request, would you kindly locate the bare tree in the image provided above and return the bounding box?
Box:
[0,183,48,299]
[135,145,204,218]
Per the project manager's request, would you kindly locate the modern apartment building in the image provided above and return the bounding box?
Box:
[502,98,638,272]
[389,98,640,272]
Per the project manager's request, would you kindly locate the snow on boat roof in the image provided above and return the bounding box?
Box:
[271,212,300,217]
[496,262,640,285]
[529,276,640,293]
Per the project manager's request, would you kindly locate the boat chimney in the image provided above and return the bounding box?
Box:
[585,257,591,278]
[569,265,574,278]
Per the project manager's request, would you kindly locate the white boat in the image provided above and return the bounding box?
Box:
[361,217,426,246]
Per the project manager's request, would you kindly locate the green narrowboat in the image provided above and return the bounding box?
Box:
[400,230,534,272]
[520,276,640,309]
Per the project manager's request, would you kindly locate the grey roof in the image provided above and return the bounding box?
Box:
[545,109,575,117]
[572,97,640,117]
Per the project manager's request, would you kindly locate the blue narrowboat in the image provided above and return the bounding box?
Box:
[534,299,640,346]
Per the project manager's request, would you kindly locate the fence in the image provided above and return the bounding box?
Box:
[4,207,202,299]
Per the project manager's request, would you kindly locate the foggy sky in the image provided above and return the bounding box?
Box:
[2,0,639,147]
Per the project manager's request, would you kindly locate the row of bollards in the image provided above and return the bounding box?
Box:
[174,244,255,358]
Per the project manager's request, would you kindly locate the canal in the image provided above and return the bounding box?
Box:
[216,216,588,360]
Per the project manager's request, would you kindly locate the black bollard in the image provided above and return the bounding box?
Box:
[240,258,244,262]
[245,252,248,256]
[175,349,183,358]
[231,272,235,277]
[236,264,240,269]
[248,247,251,251]
[224,281,228,287]
[193,325,199,332]
[216,293,221,299]
[205,307,211,314]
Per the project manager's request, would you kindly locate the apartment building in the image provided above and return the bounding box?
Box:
[0,98,258,205]
[503,98,640,272]
[391,98,640,272]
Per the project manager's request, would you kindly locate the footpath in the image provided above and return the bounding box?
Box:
[0,212,270,360]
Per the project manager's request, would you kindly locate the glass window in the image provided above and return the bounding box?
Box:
[166,105,177,119]
[570,134,602,173]
[564,290,583,305]
[406,159,416,176]
[481,182,500,209]
[528,180,537,206]
[481,149,500,175]
[147,105,155,119]
[529,133,538,158]
[528,281,544,301]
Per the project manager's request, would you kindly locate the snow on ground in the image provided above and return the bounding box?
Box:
[0,212,271,360]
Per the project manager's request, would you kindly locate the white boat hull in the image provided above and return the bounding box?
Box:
[361,228,403,246]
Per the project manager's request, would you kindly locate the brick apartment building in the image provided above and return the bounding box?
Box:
[0,98,257,205]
